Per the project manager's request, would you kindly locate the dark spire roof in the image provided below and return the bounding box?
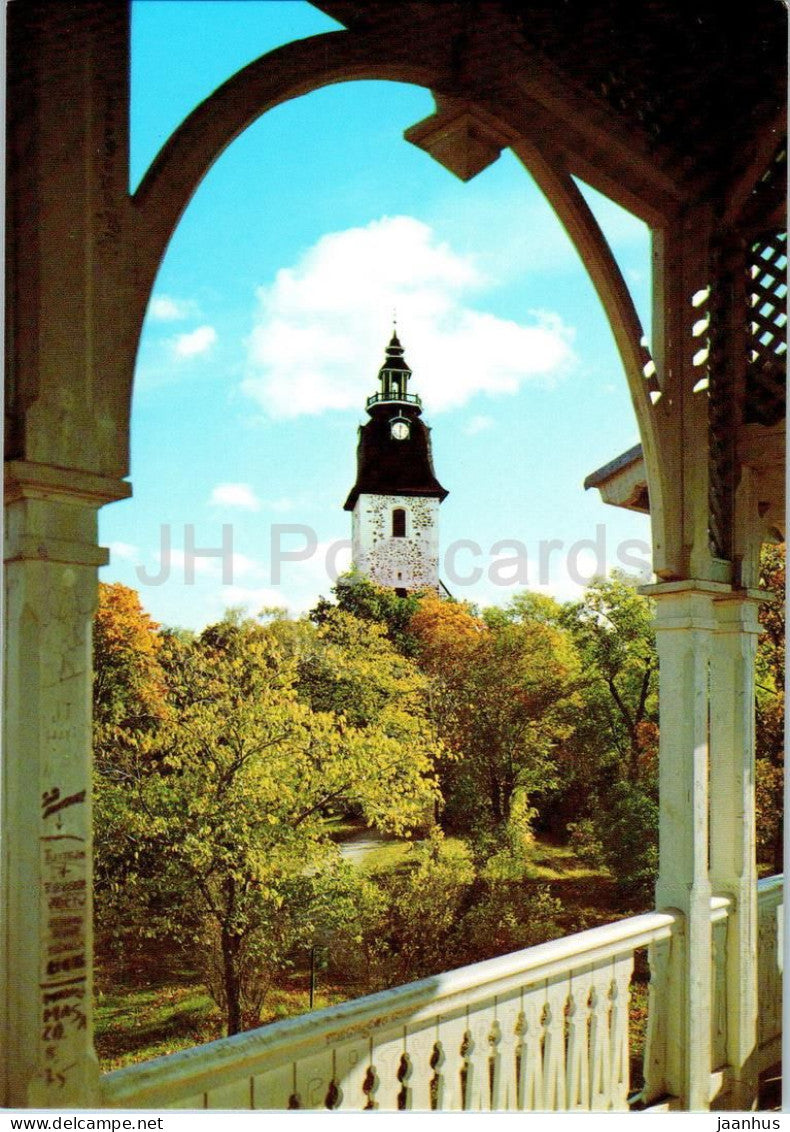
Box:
[344,333,448,511]
[381,331,410,371]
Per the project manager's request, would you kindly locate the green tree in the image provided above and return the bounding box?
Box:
[410,592,580,837]
[559,575,659,904]
[94,605,443,1035]
[311,570,422,656]
[756,543,785,872]
[374,831,476,981]
[561,574,657,783]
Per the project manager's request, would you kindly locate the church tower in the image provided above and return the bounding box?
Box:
[344,331,448,595]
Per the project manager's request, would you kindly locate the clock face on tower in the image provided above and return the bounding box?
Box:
[390,419,410,441]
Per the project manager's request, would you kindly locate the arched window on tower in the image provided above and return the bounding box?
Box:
[392,508,406,538]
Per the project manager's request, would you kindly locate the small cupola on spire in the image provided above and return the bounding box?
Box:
[366,332,422,411]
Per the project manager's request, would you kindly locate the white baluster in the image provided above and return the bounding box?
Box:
[609,953,633,1109]
[492,991,522,1110]
[643,935,675,1102]
[428,1038,445,1111]
[367,1027,406,1110]
[463,1003,496,1110]
[566,969,592,1110]
[403,1020,439,1111]
[293,1049,334,1109]
[518,990,545,1110]
[487,1019,502,1110]
[333,1036,372,1110]
[542,974,569,1110]
[588,966,613,1109]
[252,1063,294,1109]
[434,1009,468,1109]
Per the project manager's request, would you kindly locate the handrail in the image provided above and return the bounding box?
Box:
[365,391,422,409]
[101,884,785,1111]
[101,908,679,1108]
[758,873,783,899]
[756,872,783,1068]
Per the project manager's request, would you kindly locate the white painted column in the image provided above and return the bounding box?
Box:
[709,592,762,1110]
[2,461,130,1107]
[643,581,729,1110]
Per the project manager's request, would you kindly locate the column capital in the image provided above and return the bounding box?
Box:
[641,578,769,604]
[4,461,131,568]
[643,579,769,633]
[640,578,732,598]
[644,581,722,632]
[4,460,131,507]
[713,595,764,635]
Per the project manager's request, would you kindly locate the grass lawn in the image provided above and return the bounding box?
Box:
[94,829,645,1075]
[95,979,222,1071]
[95,967,357,1071]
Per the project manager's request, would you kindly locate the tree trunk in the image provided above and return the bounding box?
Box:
[489,775,503,824]
[221,928,243,1036]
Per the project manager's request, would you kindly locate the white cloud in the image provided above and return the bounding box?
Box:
[463,414,495,436]
[208,484,297,515]
[108,540,139,562]
[209,482,261,511]
[243,216,575,418]
[173,325,217,358]
[149,294,198,322]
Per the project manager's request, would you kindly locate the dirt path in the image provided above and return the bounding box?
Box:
[337,828,391,864]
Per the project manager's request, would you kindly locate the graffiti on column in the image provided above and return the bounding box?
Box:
[39,788,88,1090]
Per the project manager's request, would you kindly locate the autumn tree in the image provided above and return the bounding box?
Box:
[410,592,580,840]
[94,603,443,1035]
[92,584,174,968]
[92,581,167,754]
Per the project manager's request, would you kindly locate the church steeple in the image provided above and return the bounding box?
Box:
[344,330,447,595]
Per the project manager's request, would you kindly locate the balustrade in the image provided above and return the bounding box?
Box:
[100,879,783,1112]
[102,911,676,1111]
[757,875,783,1069]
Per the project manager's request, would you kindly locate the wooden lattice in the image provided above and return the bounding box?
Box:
[502,0,786,192]
[745,231,787,426]
[707,239,739,562]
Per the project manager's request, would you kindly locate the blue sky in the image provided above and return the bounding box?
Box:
[99,0,653,629]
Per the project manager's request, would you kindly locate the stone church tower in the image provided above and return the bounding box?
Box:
[344,331,448,595]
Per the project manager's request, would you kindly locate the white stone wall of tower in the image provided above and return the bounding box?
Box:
[352,494,440,590]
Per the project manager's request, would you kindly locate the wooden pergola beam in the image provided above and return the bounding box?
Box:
[720,106,787,230]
